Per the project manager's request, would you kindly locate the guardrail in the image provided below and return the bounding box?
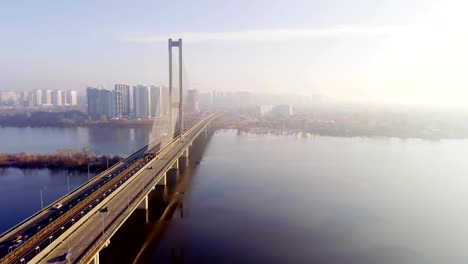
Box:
[0,114,215,264]
[0,145,147,242]
[76,114,216,263]
[0,153,149,264]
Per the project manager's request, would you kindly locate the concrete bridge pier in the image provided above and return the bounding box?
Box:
[181,147,189,158]
[171,159,179,170]
[88,252,100,264]
[137,195,150,223]
[179,157,189,170]
[137,195,148,210]
[179,146,190,171]
[157,172,167,186]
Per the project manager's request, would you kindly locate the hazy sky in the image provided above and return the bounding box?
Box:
[1,0,467,107]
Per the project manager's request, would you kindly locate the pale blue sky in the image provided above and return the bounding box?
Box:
[1,0,467,107]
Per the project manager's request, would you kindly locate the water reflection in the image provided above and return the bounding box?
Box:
[0,126,152,156]
[149,130,468,264]
[0,168,92,232]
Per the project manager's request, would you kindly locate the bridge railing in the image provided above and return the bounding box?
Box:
[76,114,216,263]
[1,114,215,264]
[0,147,152,263]
[0,145,147,242]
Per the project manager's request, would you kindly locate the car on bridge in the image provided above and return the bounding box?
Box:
[12,239,23,248]
[52,203,63,210]
[59,251,71,261]
[11,235,22,243]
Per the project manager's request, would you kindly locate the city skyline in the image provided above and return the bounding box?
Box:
[1,1,467,108]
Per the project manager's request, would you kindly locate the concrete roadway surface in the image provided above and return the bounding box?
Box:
[36,116,212,264]
[0,148,146,258]
[0,114,207,263]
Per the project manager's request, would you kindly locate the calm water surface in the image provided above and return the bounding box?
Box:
[1,126,467,263]
[0,126,151,233]
[0,126,151,155]
[152,130,468,264]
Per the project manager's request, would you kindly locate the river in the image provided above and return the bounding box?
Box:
[1,126,467,263]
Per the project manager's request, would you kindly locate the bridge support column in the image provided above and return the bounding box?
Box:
[89,252,100,264]
[181,147,189,158]
[180,156,189,169]
[157,172,167,186]
[137,195,148,210]
[171,159,179,170]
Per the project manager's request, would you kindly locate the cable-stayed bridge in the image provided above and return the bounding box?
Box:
[0,39,217,264]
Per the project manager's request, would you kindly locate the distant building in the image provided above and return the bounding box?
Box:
[19,91,29,106]
[185,89,200,113]
[66,90,78,106]
[43,90,52,105]
[115,84,130,116]
[271,104,294,116]
[114,89,122,117]
[149,86,163,117]
[257,104,293,116]
[161,86,169,114]
[0,91,19,105]
[133,85,150,118]
[51,90,63,106]
[199,91,212,109]
[87,87,117,120]
[257,105,274,116]
[32,89,42,106]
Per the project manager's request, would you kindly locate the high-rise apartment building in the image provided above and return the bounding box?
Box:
[66,90,78,106]
[115,84,130,116]
[32,89,42,106]
[19,91,29,107]
[185,89,200,113]
[160,86,169,115]
[133,85,150,118]
[0,91,19,104]
[87,87,117,120]
[51,90,63,106]
[149,86,163,117]
[43,90,52,105]
[60,91,67,105]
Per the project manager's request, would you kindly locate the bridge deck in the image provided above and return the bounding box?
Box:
[33,114,216,264]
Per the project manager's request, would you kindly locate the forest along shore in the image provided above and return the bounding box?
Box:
[0,150,123,172]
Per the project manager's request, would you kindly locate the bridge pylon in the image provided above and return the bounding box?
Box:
[169,38,183,139]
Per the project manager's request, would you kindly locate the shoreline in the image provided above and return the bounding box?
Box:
[0,153,123,173]
[1,123,467,140]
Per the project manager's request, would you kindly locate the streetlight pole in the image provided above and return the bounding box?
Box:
[67,173,71,193]
[102,214,105,237]
[60,240,71,264]
[40,189,44,211]
[40,186,46,211]
[87,163,90,181]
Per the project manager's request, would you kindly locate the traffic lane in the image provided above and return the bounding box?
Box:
[0,163,123,254]
[0,153,145,259]
[4,117,208,261]
[35,164,147,261]
[42,158,164,263]
[40,136,194,263]
[0,156,135,242]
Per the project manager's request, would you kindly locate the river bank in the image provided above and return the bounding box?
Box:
[0,152,123,172]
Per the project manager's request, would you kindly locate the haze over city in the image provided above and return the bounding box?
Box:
[2,0,467,108]
[2,2,468,264]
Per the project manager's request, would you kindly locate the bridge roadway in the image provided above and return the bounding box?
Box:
[26,113,215,264]
[0,113,215,264]
[0,146,147,256]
